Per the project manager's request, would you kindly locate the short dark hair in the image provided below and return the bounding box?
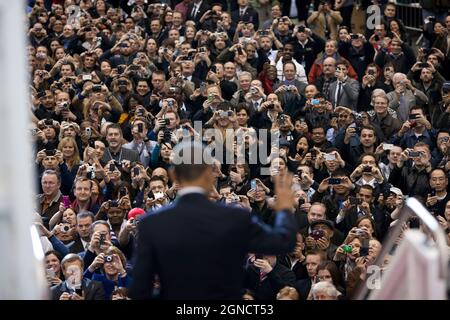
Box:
[45,250,62,261]
[172,141,211,182]
[336,59,349,69]
[106,123,122,136]
[149,175,166,185]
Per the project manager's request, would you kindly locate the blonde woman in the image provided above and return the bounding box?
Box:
[57,137,82,195]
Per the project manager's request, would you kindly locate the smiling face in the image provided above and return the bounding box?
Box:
[46,252,61,274]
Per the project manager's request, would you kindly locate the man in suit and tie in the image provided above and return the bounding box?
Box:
[51,254,105,300]
[231,0,260,30]
[69,211,94,254]
[186,0,210,22]
[327,59,360,110]
[129,141,297,300]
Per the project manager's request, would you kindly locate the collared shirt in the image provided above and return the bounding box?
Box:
[355,177,378,188]
[40,191,62,213]
[251,98,264,111]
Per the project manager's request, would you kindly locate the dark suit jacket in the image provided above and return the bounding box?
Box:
[295,278,312,300]
[244,262,296,300]
[231,7,259,30]
[51,278,105,300]
[68,237,85,254]
[129,192,297,300]
[186,1,210,22]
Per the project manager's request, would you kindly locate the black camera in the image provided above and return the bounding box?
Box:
[349,197,362,205]
[88,139,96,148]
[118,79,128,86]
[117,65,125,74]
[137,123,144,133]
[99,234,105,246]
[108,200,119,207]
[350,34,359,40]
[328,178,342,185]
[362,165,372,173]
[92,84,102,92]
[45,149,56,156]
[163,129,172,142]
[104,255,113,263]
[267,103,274,110]
[310,229,324,240]
[44,119,53,126]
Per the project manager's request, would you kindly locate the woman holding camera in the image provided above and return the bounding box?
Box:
[84,246,132,300]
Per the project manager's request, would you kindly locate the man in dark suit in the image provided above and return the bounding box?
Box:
[231,0,259,30]
[243,255,296,300]
[186,0,210,22]
[51,254,105,300]
[295,250,325,300]
[129,141,297,300]
[69,211,94,254]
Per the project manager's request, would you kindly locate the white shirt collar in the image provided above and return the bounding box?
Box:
[177,186,206,197]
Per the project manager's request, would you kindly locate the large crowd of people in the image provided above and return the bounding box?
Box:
[29,0,450,300]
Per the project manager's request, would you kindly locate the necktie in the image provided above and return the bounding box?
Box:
[240,9,245,16]
[254,101,259,110]
[335,82,342,108]
[192,5,198,18]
